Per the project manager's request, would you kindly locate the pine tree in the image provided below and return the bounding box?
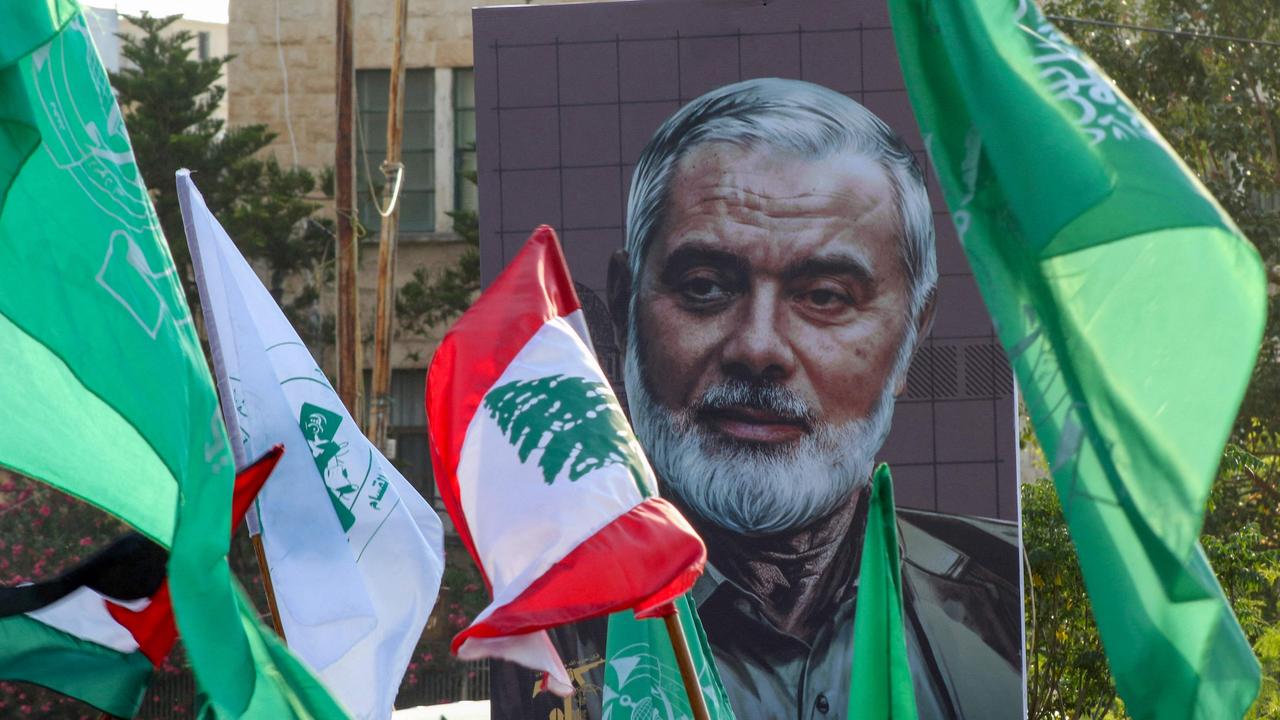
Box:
[395,191,480,332]
[110,13,330,316]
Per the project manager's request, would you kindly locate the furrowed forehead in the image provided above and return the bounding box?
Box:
[640,145,895,262]
[624,82,932,309]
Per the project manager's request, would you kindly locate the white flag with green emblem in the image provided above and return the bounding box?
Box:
[178,171,445,719]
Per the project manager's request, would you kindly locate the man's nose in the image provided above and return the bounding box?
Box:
[719,285,796,382]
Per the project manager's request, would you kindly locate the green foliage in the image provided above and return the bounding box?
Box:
[396,161,481,335]
[1203,422,1280,719]
[1024,422,1280,718]
[1023,478,1120,719]
[110,13,329,324]
[483,375,644,488]
[1205,421,1280,552]
[396,208,480,333]
[1252,626,1280,719]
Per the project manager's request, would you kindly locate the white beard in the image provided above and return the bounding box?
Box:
[624,340,899,536]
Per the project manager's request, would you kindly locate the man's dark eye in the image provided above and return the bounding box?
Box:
[800,288,853,308]
[807,289,841,306]
[681,275,729,302]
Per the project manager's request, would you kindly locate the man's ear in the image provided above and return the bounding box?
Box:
[606,249,632,352]
[893,288,937,397]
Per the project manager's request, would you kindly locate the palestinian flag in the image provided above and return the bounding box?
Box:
[0,447,282,718]
[426,226,706,696]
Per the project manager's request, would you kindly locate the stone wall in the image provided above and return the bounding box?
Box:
[227,0,597,378]
[228,0,583,173]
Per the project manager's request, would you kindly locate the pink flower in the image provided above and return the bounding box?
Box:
[37,505,50,517]
[78,537,93,547]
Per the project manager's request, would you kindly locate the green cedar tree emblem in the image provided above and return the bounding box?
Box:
[482,374,647,492]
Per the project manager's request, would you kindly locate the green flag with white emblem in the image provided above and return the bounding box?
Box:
[0,4,347,717]
[888,0,1266,717]
[602,594,736,719]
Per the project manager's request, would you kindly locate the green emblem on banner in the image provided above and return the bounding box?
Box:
[482,374,646,490]
[602,594,736,720]
[299,402,356,532]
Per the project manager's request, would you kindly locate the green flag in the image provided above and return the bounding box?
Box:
[849,465,917,720]
[888,0,1265,717]
[0,613,153,718]
[602,594,736,719]
[0,4,347,718]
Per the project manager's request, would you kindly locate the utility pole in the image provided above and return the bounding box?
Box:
[335,0,359,419]
[369,0,409,453]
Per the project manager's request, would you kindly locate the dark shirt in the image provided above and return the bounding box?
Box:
[491,509,1024,720]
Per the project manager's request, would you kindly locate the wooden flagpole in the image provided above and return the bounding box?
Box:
[334,0,359,419]
[368,0,408,453]
[662,609,712,720]
[251,533,287,640]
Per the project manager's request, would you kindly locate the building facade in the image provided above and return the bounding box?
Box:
[226,0,586,500]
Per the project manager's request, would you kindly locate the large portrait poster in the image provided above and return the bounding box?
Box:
[473,0,1026,717]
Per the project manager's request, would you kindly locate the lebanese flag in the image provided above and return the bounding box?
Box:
[0,447,281,718]
[426,226,706,696]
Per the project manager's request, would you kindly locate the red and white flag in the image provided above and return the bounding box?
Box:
[426,226,705,695]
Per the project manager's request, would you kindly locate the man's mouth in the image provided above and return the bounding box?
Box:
[697,405,811,444]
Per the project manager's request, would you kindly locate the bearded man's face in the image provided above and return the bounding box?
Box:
[623,143,917,535]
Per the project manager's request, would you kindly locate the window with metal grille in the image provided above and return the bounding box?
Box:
[364,369,435,505]
[454,68,477,213]
[356,69,435,234]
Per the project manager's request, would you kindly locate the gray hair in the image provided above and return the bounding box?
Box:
[623,78,937,323]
